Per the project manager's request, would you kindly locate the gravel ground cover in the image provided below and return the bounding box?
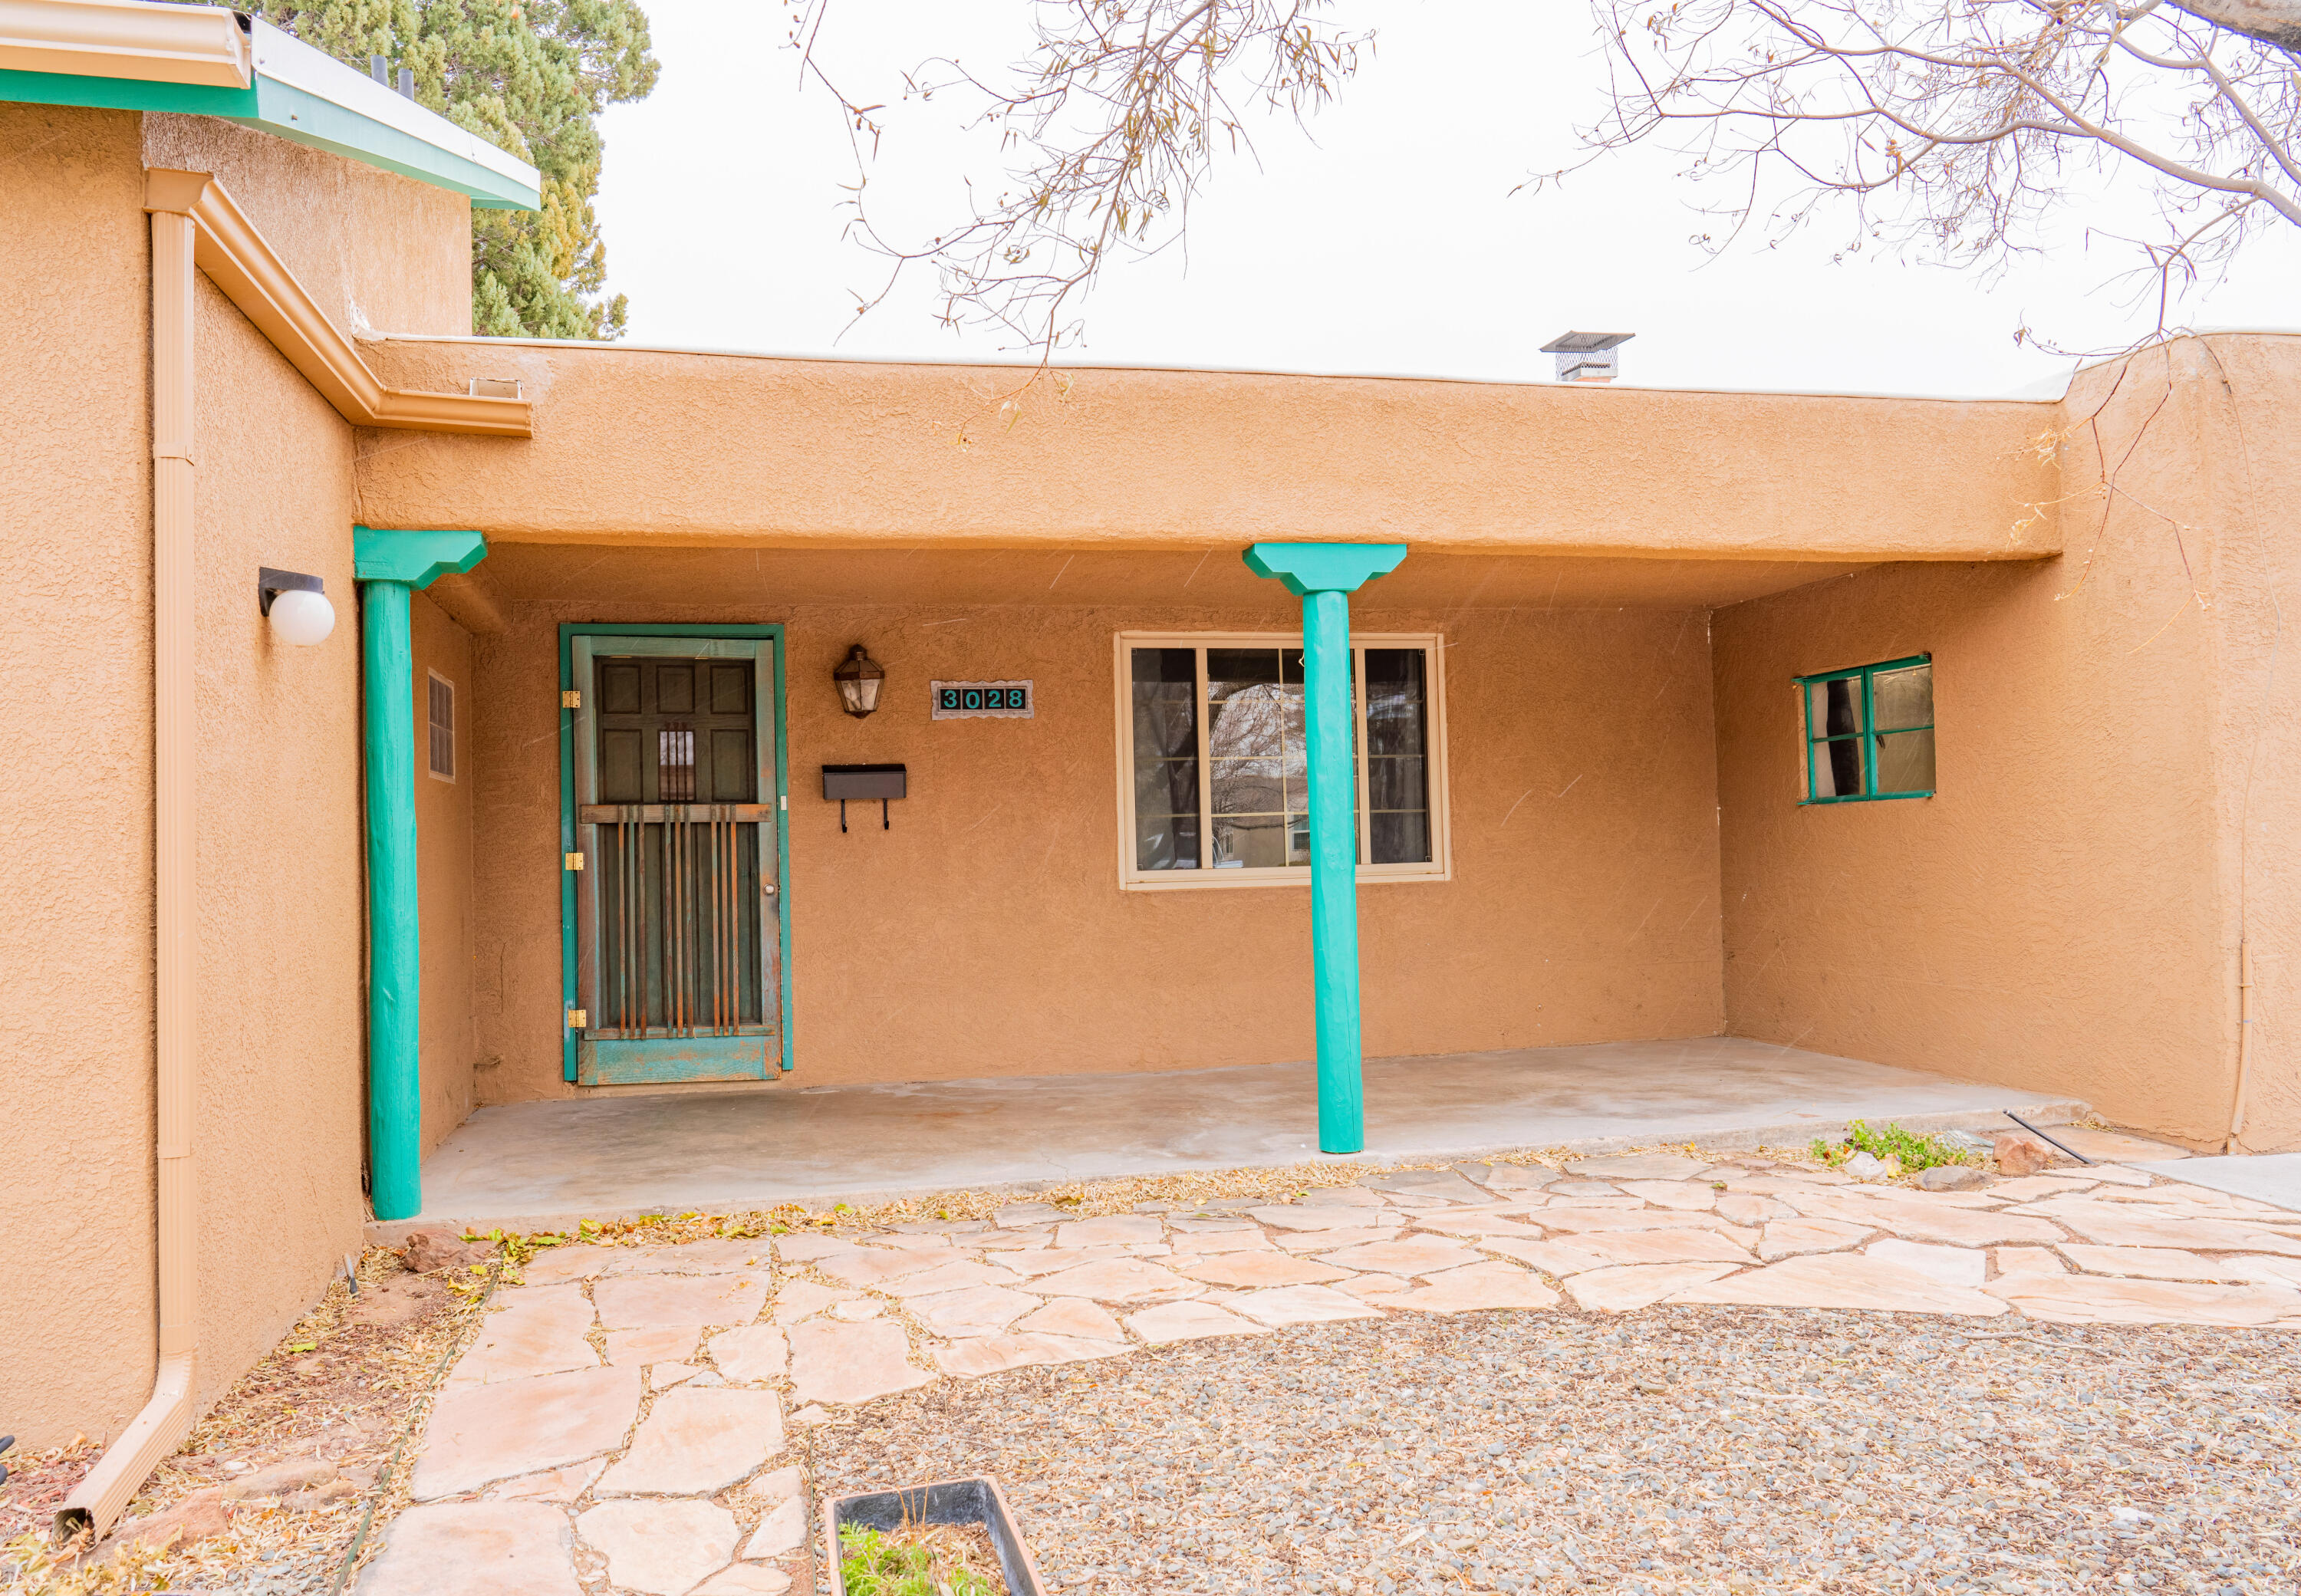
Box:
[810,1309,2301,1595]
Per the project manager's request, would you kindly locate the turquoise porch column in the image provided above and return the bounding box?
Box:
[354,527,488,1221]
[1241,541,1408,1153]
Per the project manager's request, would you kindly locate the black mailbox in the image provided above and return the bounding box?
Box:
[823,763,906,831]
[821,763,907,800]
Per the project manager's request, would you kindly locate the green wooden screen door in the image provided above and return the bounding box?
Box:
[571,644,783,1084]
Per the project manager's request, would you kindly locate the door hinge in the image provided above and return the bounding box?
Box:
[567,1008,588,1029]
[561,689,582,709]
[565,851,585,870]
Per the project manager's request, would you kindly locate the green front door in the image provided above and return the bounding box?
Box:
[568,633,787,1084]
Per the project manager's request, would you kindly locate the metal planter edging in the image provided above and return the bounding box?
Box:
[823,1475,1045,1596]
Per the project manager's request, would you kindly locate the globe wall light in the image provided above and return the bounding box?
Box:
[833,643,885,719]
[259,568,334,646]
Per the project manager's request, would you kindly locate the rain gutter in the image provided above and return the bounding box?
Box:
[0,0,541,210]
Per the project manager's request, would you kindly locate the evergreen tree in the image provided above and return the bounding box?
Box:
[245,0,659,337]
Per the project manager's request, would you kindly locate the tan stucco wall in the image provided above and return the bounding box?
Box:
[143,113,472,336]
[0,103,163,1453]
[354,337,2064,564]
[467,561,1727,1102]
[1714,334,2301,1152]
[2,105,384,1448]
[413,591,479,1151]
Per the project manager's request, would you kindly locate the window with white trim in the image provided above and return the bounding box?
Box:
[1114,633,1449,888]
[426,670,456,782]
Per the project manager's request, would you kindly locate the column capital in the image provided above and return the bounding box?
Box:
[1241,541,1407,597]
[354,526,488,589]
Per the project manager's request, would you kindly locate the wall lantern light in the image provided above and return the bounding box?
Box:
[833,643,885,719]
[259,567,335,646]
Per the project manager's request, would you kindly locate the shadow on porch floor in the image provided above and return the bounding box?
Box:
[385,1035,2086,1237]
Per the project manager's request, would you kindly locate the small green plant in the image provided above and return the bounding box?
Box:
[1810,1119,1980,1172]
[838,1525,1003,1596]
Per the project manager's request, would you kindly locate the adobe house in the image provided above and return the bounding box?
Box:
[5,0,2299,1537]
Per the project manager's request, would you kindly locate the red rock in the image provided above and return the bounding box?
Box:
[403,1231,497,1273]
[1993,1135,2055,1176]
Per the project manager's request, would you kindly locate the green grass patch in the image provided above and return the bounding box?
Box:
[1810,1119,1982,1172]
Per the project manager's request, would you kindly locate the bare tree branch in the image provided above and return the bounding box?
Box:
[788,0,1371,355]
[1559,0,2299,347]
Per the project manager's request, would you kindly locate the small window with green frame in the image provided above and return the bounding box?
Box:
[1798,655,1934,802]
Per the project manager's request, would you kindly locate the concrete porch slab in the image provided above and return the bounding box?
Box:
[384,1037,2087,1239]
[2131,1152,2301,1211]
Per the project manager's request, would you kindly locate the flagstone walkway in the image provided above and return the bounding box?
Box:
[355,1153,2301,1596]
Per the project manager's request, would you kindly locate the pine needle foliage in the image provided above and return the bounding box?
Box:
[240,0,659,337]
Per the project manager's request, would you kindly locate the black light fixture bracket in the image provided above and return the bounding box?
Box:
[258,568,325,616]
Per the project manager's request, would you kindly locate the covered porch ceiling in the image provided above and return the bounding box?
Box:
[426,543,1875,630]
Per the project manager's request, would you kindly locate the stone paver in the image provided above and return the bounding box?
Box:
[390,1145,2301,1596]
[1984,1273,2301,1326]
[1313,1235,1486,1276]
[905,1283,1039,1337]
[595,1388,784,1495]
[1204,1285,1384,1327]
[1756,1218,1877,1259]
[999,1244,1134,1277]
[604,1239,769,1275]
[1670,1254,2010,1316]
[446,1286,599,1387]
[932,1331,1134,1376]
[592,1274,770,1330]
[768,1279,858,1323]
[692,1565,792,1595]
[1386,1260,1560,1314]
[1617,1179,1718,1210]
[483,1460,604,1503]
[1127,1298,1272,1344]
[1568,1153,1712,1180]
[877,1259,1025,1298]
[575,1499,739,1596]
[1175,1250,1355,1288]
[354,1501,581,1596]
[708,1325,788,1381]
[2039,1201,2301,1255]
[2056,1243,2235,1280]
[742,1492,808,1558]
[787,1318,934,1404]
[1865,1237,1988,1288]
[1565,1262,1741,1311]
[413,1367,644,1500]
[1542,1226,1756,1269]
[602,1326,700,1366]
[1475,1237,1615,1275]
[1055,1214,1167,1246]
[1776,1188,2065,1246]
[1715,1192,1792,1225]
[1012,1296,1127,1338]
[517,1245,617,1285]
[1359,1169,1490,1203]
[1022,1258,1198,1300]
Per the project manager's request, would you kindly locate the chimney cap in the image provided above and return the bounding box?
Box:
[1539,331,1635,354]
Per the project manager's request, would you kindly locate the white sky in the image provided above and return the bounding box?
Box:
[594,0,2299,395]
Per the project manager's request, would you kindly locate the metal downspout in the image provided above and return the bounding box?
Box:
[58,168,213,1542]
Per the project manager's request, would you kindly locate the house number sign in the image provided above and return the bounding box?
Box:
[932,680,1032,719]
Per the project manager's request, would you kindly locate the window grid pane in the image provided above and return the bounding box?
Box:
[1125,637,1438,878]
[1130,647,1200,870]
[1802,659,1932,801]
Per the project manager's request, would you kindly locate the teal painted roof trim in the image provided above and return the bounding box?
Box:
[0,21,538,211]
